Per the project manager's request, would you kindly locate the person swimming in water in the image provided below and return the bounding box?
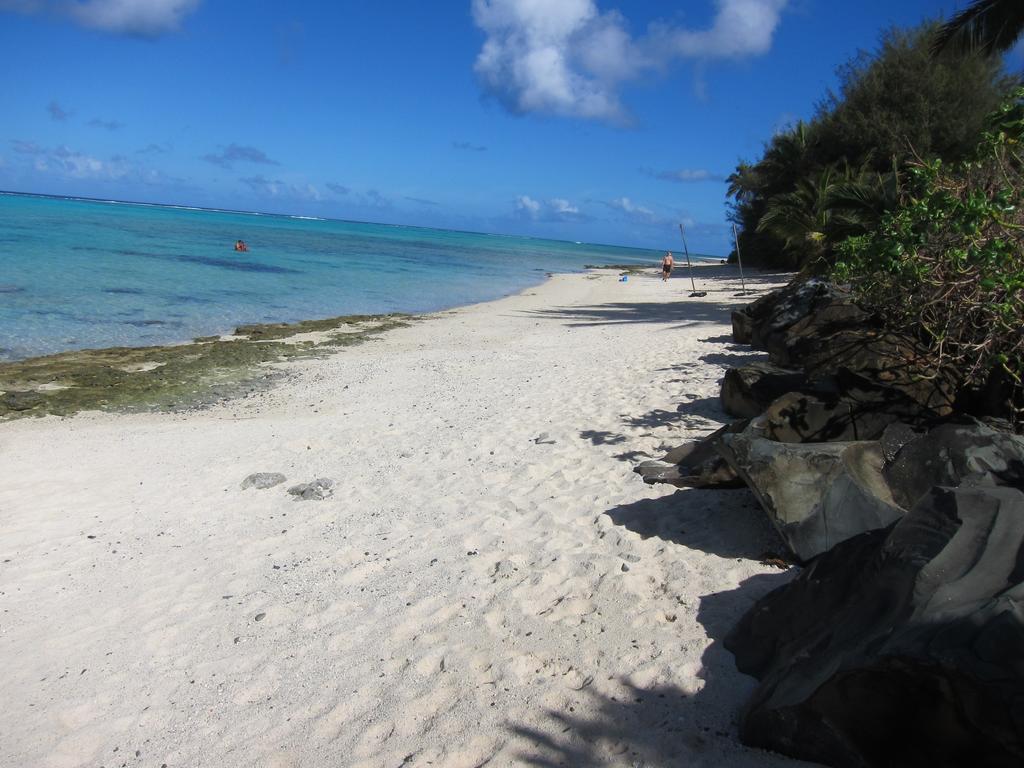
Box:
[234,240,248,252]
[661,251,674,282]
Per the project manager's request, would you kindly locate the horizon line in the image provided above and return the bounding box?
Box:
[0,188,723,260]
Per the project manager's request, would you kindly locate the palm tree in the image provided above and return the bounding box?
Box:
[726,162,762,205]
[726,123,813,205]
[759,121,814,193]
[755,163,881,266]
[933,0,1024,56]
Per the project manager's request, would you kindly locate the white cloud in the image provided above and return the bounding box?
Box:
[472,0,787,122]
[240,175,323,201]
[70,0,199,36]
[242,178,394,208]
[51,145,109,177]
[652,0,787,58]
[515,194,583,221]
[549,197,579,215]
[605,196,663,224]
[646,167,725,183]
[1,0,200,37]
[515,194,542,216]
[15,141,178,184]
[608,196,652,215]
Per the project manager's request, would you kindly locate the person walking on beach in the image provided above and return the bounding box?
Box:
[661,251,674,281]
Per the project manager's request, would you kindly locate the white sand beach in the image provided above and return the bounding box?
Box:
[0,266,810,767]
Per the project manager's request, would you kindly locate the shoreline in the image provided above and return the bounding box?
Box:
[0,262,737,420]
[0,312,412,419]
[0,266,806,767]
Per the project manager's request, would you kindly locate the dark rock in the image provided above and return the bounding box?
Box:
[287,478,334,501]
[720,363,806,419]
[768,293,872,367]
[717,431,903,561]
[884,416,1024,508]
[634,421,747,488]
[795,328,955,414]
[736,279,954,413]
[240,472,287,490]
[731,308,754,344]
[726,485,1024,768]
[878,420,920,461]
[955,364,1024,425]
[752,370,937,443]
[736,278,844,353]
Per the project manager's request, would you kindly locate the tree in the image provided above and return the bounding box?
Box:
[726,20,1016,270]
[814,24,1013,171]
[755,162,890,267]
[933,0,1024,56]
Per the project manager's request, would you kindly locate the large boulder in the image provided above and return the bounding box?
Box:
[716,431,903,562]
[883,416,1024,508]
[634,421,746,488]
[730,278,841,350]
[720,363,806,419]
[750,369,938,444]
[765,292,872,368]
[731,307,754,344]
[796,328,955,414]
[725,485,1024,768]
[731,279,954,413]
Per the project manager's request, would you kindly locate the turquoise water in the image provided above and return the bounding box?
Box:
[0,192,715,361]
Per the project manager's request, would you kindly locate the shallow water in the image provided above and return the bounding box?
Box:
[0,193,714,360]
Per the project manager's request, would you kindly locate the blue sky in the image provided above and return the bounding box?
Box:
[0,0,1001,254]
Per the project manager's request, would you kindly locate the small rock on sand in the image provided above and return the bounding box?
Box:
[241,472,287,490]
[287,478,335,501]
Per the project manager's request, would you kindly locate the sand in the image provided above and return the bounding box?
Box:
[0,266,812,767]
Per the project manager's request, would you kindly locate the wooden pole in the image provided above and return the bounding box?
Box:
[678,223,697,293]
[732,223,747,293]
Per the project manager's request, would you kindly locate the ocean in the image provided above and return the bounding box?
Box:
[0,192,716,361]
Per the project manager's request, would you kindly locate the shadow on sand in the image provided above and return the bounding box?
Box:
[579,429,629,446]
[522,300,736,329]
[604,488,782,559]
[508,488,800,766]
[508,680,738,767]
[523,266,789,330]
[505,269,806,765]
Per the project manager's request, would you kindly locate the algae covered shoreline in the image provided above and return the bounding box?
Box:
[0,313,411,419]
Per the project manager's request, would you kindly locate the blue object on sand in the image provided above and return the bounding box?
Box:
[619,275,628,282]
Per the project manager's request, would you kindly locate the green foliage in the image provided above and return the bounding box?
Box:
[834,88,1024,417]
[933,0,1024,57]
[754,161,898,266]
[728,21,1015,270]
[815,25,1012,171]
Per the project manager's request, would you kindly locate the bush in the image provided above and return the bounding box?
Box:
[834,88,1024,421]
[728,21,1015,271]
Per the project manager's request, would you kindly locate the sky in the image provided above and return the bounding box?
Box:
[0,0,1007,254]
